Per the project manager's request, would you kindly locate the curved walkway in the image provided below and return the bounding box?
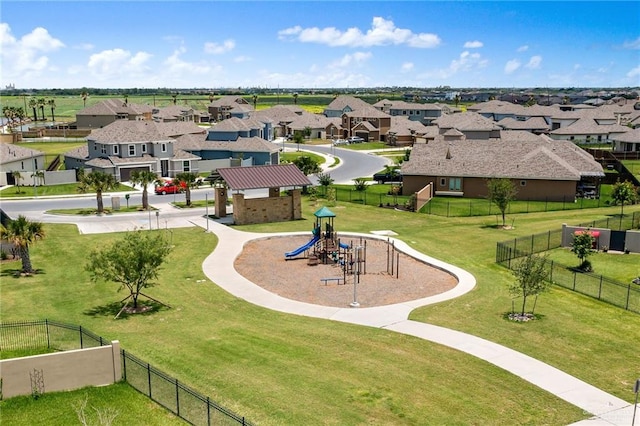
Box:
[194,216,635,426]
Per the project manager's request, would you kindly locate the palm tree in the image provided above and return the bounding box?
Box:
[174,172,198,207]
[252,94,258,110]
[37,98,46,121]
[48,99,56,123]
[11,171,22,193]
[2,106,16,132]
[81,90,89,107]
[208,93,215,103]
[293,93,298,105]
[28,98,38,121]
[172,93,177,105]
[123,94,129,106]
[78,170,118,214]
[31,170,45,186]
[0,215,45,274]
[130,169,158,210]
[15,106,25,135]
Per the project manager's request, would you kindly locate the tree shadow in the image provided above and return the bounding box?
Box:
[83,299,165,320]
[0,268,46,278]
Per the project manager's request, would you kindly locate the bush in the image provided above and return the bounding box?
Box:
[578,260,593,272]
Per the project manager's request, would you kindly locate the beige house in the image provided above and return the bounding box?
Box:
[0,144,46,186]
[75,99,153,129]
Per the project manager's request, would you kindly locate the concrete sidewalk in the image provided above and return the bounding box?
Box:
[193,215,636,426]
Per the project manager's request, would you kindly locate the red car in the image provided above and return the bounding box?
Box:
[154,180,186,195]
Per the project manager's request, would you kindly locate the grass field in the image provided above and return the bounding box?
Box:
[0,382,184,425]
[543,248,640,283]
[0,182,134,198]
[2,200,640,424]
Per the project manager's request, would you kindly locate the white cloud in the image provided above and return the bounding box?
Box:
[401,62,414,73]
[622,37,640,50]
[463,40,483,48]
[627,66,640,78]
[74,43,94,51]
[87,48,152,80]
[504,59,521,74]
[421,50,488,80]
[526,55,542,69]
[164,46,212,75]
[329,51,372,68]
[233,55,251,63]
[0,24,65,79]
[517,45,529,52]
[278,17,440,48]
[204,39,235,54]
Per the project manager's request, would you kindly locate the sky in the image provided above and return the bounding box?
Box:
[1,1,639,90]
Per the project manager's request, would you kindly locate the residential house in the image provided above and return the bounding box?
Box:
[610,128,640,153]
[74,99,153,129]
[250,105,303,139]
[401,132,604,202]
[207,117,272,141]
[175,134,279,168]
[386,116,432,146]
[64,120,205,180]
[431,112,501,140]
[208,96,253,122]
[152,105,203,123]
[323,95,372,118]
[373,99,442,126]
[0,144,45,186]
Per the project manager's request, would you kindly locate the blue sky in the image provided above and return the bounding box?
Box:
[1,1,639,89]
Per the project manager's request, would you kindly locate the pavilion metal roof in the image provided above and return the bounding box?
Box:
[217,163,313,190]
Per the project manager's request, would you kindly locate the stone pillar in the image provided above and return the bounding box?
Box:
[215,187,227,218]
[111,340,122,382]
[232,193,245,225]
[291,189,302,220]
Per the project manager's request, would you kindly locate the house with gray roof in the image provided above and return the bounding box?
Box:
[208,96,252,122]
[373,99,442,125]
[207,117,272,141]
[64,120,204,181]
[401,132,604,202]
[0,144,45,186]
[174,134,279,167]
[323,95,372,118]
[549,117,629,144]
[75,99,153,129]
[431,112,502,140]
[610,128,640,153]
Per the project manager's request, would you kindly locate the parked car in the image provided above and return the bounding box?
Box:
[372,171,403,184]
[154,180,185,195]
[347,136,364,144]
[333,139,348,146]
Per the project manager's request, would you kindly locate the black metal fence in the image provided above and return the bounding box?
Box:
[496,212,640,314]
[0,320,253,426]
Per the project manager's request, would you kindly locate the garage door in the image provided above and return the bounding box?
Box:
[120,166,151,182]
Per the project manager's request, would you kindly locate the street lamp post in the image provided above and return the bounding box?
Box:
[155,211,159,230]
[350,246,362,308]
[205,193,209,232]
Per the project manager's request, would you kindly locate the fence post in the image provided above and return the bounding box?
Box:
[626,284,631,310]
[122,350,127,381]
[598,276,603,299]
[147,363,152,398]
[207,396,211,426]
[45,319,51,349]
[469,200,472,217]
[547,231,551,251]
[573,271,577,291]
[176,379,180,416]
[447,201,450,217]
[79,325,84,349]
[530,235,534,255]
[550,260,554,282]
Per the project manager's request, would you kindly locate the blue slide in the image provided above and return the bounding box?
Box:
[339,241,350,249]
[285,234,320,259]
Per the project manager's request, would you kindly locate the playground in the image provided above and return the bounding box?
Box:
[235,232,458,308]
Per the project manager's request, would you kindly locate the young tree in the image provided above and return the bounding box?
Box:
[28,97,38,121]
[293,132,304,151]
[0,215,45,274]
[11,171,22,193]
[610,180,638,217]
[571,230,595,271]
[353,177,368,193]
[130,169,158,210]
[31,170,45,186]
[174,171,198,207]
[509,254,550,316]
[78,170,118,214]
[292,156,320,175]
[487,178,518,228]
[37,98,46,121]
[48,99,56,122]
[80,90,89,107]
[317,172,334,196]
[302,126,312,140]
[85,230,172,310]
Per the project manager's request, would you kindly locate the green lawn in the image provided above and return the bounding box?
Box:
[280,151,326,165]
[621,159,640,177]
[2,201,640,424]
[542,248,640,283]
[0,183,134,198]
[0,382,184,425]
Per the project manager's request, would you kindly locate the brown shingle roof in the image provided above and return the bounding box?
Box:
[88,120,174,144]
[0,144,44,164]
[217,163,312,190]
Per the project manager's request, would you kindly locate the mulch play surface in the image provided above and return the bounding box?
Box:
[234,235,458,308]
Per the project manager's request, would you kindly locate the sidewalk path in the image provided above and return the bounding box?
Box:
[11,205,636,425]
[192,215,635,426]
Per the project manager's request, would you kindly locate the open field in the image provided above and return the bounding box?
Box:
[0,182,134,198]
[2,200,640,424]
[0,382,184,425]
[542,248,640,283]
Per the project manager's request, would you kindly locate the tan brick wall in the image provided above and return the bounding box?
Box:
[232,189,302,225]
[0,341,121,399]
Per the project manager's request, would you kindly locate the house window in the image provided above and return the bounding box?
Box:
[113,145,119,155]
[402,110,407,115]
[440,178,446,187]
[128,145,135,156]
[101,145,106,154]
[183,161,190,172]
[161,143,167,153]
[449,177,462,191]
[141,144,147,153]
[520,180,527,187]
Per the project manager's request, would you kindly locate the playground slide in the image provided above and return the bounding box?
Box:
[285,235,320,259]
[339,241,350,249]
